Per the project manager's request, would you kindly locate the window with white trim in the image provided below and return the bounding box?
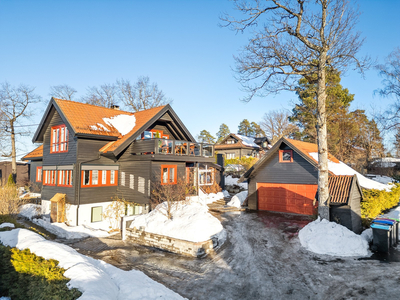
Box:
[130,174,134,189]
[51,125,69,153]
[121,172,125,186]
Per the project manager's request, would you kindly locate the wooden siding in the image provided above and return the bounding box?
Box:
[42,184,75,203]
[77,139,112,161]
[0,162,29,186]
[117,161,152,205]
[43,110,77,166]
[30,160,42,190]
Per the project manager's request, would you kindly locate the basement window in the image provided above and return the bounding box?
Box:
[91,206,103,222]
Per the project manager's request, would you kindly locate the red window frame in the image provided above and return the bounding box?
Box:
[50,124,69,153]
[58,170,73,187]
[81,170,118,187]
[36,167,42,182]
[279,150,293,163]
[161,165,177,185]
[43,170,56,186]
[142,129,169,139]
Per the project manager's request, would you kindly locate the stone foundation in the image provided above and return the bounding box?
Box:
[125,227,220,257]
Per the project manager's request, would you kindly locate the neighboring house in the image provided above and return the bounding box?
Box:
[215,133,271,159]
[0,160,30,186]
[240,138,364,232]
[22,98,217,226]
[368,157,400,177]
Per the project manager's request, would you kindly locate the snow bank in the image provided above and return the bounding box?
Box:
[103,114,136,136]
[19,203,41,219]
[32,218,111,239]
[198,192,224,205]
[222,190,230,197]
[227,191,248,208]
[19,192,41,199]
[368,175,394,184]
[129,201,226,243]
[0,229,184,300]
[225,175,248,189]
[299,218,370,257]
[0,223,15,229]
[309,153,391,191]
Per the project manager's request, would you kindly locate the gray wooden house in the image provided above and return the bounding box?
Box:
[22,98,217,226]
[215,133,271,159]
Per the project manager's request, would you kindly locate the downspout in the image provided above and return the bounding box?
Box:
[76,153,102,226]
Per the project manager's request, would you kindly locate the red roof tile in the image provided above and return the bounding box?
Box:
[22,145,43,160]
[286,138,340,164]
[329,175,354,204]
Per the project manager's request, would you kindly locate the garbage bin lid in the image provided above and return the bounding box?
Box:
[371,224,391,230]
[374,220,395,225]
[376,217,398,223]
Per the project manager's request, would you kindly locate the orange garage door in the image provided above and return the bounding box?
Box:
[257,183,318,215]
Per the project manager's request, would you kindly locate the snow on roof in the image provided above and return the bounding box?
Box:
[309,152,391,191]
[235,134,259,148]
[103,114,136,136]
[90,123,111,132]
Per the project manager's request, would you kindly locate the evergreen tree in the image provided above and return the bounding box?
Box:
[216,123,230,143]
[237,119,254,136]
[197,130,216,144]
[251,122,265,137]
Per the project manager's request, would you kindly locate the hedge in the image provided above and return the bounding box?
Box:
[0,245,81,300]
[361,183,400,220]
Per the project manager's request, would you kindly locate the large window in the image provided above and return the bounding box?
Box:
[43,170,56,186]
[51,125,69,153]
[142,129,169,139]
[36,167,42,182]
[161,165,177,185]
[58,170,73,187]
[81,170,118,187]
[199,167,214,186]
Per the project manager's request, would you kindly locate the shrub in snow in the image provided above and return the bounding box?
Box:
[227,191,248,208]
[361,183,400,219]
[103,196,126,231]
[129,200,226,243]
[0,183,25,216]
[0,245,81,299]
[299,218,370,257]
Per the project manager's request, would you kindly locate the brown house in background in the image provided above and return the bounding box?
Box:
[215,133,271,159]
[0,161,30,186]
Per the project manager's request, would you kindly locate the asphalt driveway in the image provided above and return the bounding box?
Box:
[68,211,400,300]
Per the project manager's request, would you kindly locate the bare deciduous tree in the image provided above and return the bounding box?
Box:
[82,83,118,108]
[117,76,172,112]
[49,84,77,101]
[0,82,41,181]
[222,0,369,219]
[261,110,298,144]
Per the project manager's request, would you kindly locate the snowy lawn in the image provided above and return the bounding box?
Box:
[0,223,15,229]
[0,229,185,300]
[129,200,226,243]
[197,191,225,205]
[299,218,370,257]
[227,191,248,208]
[19,192,41,199]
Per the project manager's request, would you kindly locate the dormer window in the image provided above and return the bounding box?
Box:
[51,125,69,153]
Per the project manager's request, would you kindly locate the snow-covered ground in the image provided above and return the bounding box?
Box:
[227,191,248,208]
[19,192,41,199]
[0,228,185,300]
[225,175,248,190]
[129,200,226,243]
[196,191,225,205]
[298,218,370,257]
[309,152,392,191]
[367,175,395,185]
[19,203,41,219]
[0,223,15,229]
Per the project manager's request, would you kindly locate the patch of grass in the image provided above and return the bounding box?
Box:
[0,215,24,231]
[0,244,82,300]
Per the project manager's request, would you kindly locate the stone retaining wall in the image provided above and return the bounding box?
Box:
[125,227,219,257]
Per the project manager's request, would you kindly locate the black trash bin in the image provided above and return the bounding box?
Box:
[373,219,396,247]
[371,223,392,252]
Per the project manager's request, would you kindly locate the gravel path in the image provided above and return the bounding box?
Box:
[68,211,400,300]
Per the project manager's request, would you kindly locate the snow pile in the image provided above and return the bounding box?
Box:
[298,218,370,257]
[129,201,226,243]
[0,223,15,229]
[19,204,41,219]
[227,191,248,208]
[103,114,136,136]
[361,228,373,243]
[32,218,111,239]
[235,134,259,148]
[0,229,185,300]
[222,190,230,197]
[225,175,248,189]
[19,192,41,199]
[309,152,391,191]
[368,175,394,184]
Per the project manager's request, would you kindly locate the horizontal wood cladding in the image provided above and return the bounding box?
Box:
[30,161,42,190]
[118,161,152,205]
[131,139,156,154]
[43,110,77,166]
[151,161,186,182]
[252,150,318,185]
[79,186,118,205]
[77,139,112,161]
[42,185,75,203]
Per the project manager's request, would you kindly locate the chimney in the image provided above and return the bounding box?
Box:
[110,104,120,110]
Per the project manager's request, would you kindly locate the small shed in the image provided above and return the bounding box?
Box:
[50,193,66,223]
[328,175,362,234]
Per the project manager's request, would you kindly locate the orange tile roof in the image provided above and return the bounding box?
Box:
[329,175,354,204]
[54,99,166,153]
[286,138,340,164]
[22,145,43,160]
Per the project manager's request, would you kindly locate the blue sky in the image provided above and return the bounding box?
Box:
[0,0,399,158]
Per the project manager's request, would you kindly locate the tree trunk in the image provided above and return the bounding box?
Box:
[317,52,330,220]
[11,121,17,184]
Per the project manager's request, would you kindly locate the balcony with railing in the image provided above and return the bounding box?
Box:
[131,138,214,159]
